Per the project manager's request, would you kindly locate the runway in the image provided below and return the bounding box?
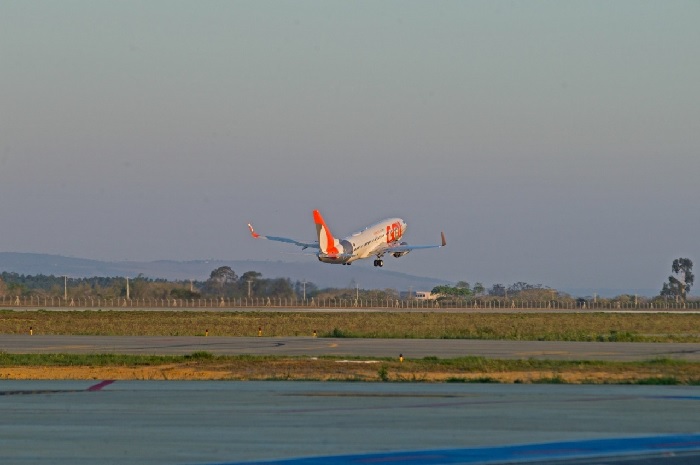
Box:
[4,336,700,464]
[1,380,699,465]
[3,334,700,360]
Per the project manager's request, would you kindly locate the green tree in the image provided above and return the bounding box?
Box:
[209,266,238,285]
[508,282,542,293]
[294,280,318,299]
[431,284,472,298]
[660,258,694,302]
[170,288,201,299]
[205,266,239,296]
[239,271,262,283]
[488,284,506,297]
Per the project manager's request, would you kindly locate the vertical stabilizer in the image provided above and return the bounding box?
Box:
[313,210,340,255]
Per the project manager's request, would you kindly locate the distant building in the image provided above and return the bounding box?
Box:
[414,291,437,300]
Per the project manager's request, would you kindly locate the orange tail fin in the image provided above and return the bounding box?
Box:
[313,210,339,254]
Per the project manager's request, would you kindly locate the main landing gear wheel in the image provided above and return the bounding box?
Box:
[373,259,384,267]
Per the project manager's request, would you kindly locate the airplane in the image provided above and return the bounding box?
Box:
[248,210,446,267]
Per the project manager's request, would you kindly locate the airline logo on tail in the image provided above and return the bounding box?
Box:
[313,210,340,255]
[249,210,445,267]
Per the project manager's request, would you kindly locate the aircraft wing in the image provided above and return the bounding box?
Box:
[248,224,319,250]
[383,231,447,254]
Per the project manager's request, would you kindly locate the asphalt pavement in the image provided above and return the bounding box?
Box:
[2,334,700,360]
[1,381,699,465]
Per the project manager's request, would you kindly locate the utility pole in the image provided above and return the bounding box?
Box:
[126,277,130,300]
[302,280,307,300]
[247,280,253,298]
[64,276,67,300]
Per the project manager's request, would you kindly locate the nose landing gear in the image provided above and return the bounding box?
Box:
[373,259,384,267]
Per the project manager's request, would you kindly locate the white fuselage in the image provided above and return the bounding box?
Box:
[318,218,407,264]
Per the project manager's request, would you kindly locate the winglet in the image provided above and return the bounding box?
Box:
[441,231,446,247]
[248,223,260,239]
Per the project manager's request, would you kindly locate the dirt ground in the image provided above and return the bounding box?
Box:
[1,361,689,384]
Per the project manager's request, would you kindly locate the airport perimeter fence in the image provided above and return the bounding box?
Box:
[1,295,699,310]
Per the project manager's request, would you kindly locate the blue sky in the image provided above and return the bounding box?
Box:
[1,1,698,292]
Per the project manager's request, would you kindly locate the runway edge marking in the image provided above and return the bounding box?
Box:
[202,433,700,465]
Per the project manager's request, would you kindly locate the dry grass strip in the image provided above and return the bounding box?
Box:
[3,357,700,384]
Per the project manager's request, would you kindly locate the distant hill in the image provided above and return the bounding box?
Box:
[0,252,450,292]
[0,253,663,297]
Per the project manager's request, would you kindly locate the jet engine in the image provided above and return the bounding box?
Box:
[392,242,410,258]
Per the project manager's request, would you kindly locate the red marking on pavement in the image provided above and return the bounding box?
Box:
[87,380,115,391]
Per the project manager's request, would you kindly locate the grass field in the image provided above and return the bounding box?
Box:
[2,310,699,383]
[1,309,698,342]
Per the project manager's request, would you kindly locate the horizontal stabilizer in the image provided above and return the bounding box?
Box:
[248,223,319,250]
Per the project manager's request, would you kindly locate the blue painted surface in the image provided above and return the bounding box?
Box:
[650,395,700,401]
[206,434,700,465]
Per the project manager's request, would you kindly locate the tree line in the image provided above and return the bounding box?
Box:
[430,258,694,304]
[0,267,315,301]
[431,281,563,302]
[0,267,401,302]
[1,258,694,303]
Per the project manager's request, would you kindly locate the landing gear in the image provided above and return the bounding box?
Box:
[373,259,384,267]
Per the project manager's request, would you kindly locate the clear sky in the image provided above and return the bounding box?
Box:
[1,1,698,292]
